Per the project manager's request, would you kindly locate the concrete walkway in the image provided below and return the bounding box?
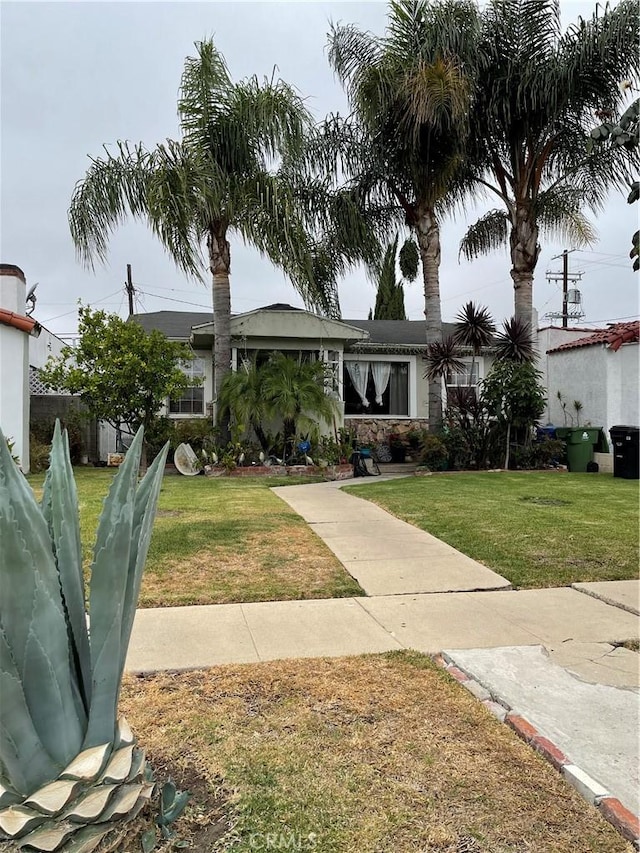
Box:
[127,477,640,820]
[272,482,511,595]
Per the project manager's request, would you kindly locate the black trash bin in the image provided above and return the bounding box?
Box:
[609,426,640,479]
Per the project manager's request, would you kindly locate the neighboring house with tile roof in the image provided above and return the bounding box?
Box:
[545,322,640,439]
[132,305,496,445]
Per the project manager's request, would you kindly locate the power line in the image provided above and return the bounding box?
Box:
[572,313,639,325]
[44,289,124,322]
[136,289,211,310]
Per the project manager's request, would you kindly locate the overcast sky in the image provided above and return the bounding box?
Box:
[1,1,638,337]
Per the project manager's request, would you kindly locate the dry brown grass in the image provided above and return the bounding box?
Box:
[139,523,358,607]
[120,652,632,852]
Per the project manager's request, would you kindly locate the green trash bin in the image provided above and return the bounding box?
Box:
[555,427,603,472]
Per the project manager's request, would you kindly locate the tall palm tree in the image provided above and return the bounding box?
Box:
[69,39,335,435]
[460,0,639,326]
[328,0,480,429]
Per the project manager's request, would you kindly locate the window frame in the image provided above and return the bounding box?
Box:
[342,354,416,418]
[169,356,206,417]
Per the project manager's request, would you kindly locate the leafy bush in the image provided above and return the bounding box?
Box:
[530,438,565,469]
[443,387,496,469]
[417,434,449,471]
[145,417,176,460]
[29,435,51,473]
[172,418,219,454]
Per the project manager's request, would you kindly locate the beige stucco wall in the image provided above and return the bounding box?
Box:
[231,309,368,344]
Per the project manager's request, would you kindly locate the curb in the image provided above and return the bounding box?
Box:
[433,652,640,848]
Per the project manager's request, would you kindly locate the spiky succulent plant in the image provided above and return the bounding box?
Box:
[0,422,169,852]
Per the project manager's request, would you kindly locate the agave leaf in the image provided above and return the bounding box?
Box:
[40,422,91,713]
[160,780,176,814]
[0,630,61,796]
[0,429,85,779]
[83,430,143,748]
[118,441,170,682]
[141,828,158,853]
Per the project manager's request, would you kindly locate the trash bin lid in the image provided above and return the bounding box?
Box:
[609,425,640,434]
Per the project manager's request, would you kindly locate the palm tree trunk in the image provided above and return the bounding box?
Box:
[509,204,540,330]
[208,227,232,442]
[416,207,443,431]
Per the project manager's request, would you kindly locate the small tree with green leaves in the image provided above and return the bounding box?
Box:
[40,307,195,467]
[482,360,546,469]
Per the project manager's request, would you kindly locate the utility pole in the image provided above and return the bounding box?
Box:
[125,264,135,317]
[561,250,568,329]
[545,249,584,326]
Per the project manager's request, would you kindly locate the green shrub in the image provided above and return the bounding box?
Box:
[29,435,51,473]
[418,434,448,471]
[145,416,176,459]
[530,438,565,469]
[172,417,219,453]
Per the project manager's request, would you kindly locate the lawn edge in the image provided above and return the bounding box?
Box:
[433,652,640,848]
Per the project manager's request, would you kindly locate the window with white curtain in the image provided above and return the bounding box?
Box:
[343,360,409,415]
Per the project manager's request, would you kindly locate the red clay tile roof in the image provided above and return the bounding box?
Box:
[548,321,640,354]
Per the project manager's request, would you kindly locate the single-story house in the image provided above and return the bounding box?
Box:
[133,304,493,446]
[546,321,640,441]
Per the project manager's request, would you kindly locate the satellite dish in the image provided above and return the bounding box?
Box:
[174,443,201,476]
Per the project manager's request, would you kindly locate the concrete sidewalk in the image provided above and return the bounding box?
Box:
[273,481,511,595]
[126,477,640,823]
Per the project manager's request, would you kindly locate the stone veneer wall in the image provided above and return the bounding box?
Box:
[344,418,430,446]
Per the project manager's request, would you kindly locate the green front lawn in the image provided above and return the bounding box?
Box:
[27,469,363,606]
[345,472,639,588]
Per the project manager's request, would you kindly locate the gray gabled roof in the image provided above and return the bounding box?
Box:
[344,319,457,346]
[131,311,212,338]
[131,310,461,350]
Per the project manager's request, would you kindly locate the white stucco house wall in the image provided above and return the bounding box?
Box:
[0,264,41,471]
[534,325,605,425]
[546,322,640,443]
[133,304,492,445]
[1,263,78,471]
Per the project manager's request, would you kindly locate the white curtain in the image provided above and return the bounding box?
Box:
[346,361,370,407]
[371,362,392,405]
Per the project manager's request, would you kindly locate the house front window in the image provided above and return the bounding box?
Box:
[169,357,205,415]
[343,360,409,416]
[445,361,480,403]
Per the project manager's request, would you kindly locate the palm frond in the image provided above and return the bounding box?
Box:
[399,56,471,143]
[425,336,465,380]
[178,38,233,144]
[327,22,382,98]
[226,74,312,163]
[534,186,597,247]
[69,142,155,270]
[459,209,510,261]
[453,302,496,353]
[495,317,535,362]
[560,0,640,115]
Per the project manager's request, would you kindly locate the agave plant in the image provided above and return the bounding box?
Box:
[0,422,169,852]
